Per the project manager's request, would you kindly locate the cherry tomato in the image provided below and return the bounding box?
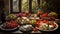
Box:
[36,22,40,27]
[43,20,48,23]
[42,13,48,17]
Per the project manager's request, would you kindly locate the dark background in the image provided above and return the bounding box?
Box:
[45,0,60,19]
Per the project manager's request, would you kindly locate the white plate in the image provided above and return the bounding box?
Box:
[0,24,20,31]
[39,22,58,31]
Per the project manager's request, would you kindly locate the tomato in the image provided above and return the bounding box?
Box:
[5,21,18,29]
[36,22,40,25]
[12,23,18,28]
[42,13,48,17]
[36,21,40,27]
[43,20,48,23]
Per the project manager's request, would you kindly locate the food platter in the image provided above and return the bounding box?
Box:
[0,11,59,33]
[6,14,17,20]
[39,21,58,31]
[0,24,20,31]
[19,24,33,32]
[0,23,20,31]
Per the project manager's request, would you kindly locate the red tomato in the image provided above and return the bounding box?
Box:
[36,22,40,25]
[36,22,40,27]
[42,13,48,17]
[43,20,48,23]
[5,21,18,29]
